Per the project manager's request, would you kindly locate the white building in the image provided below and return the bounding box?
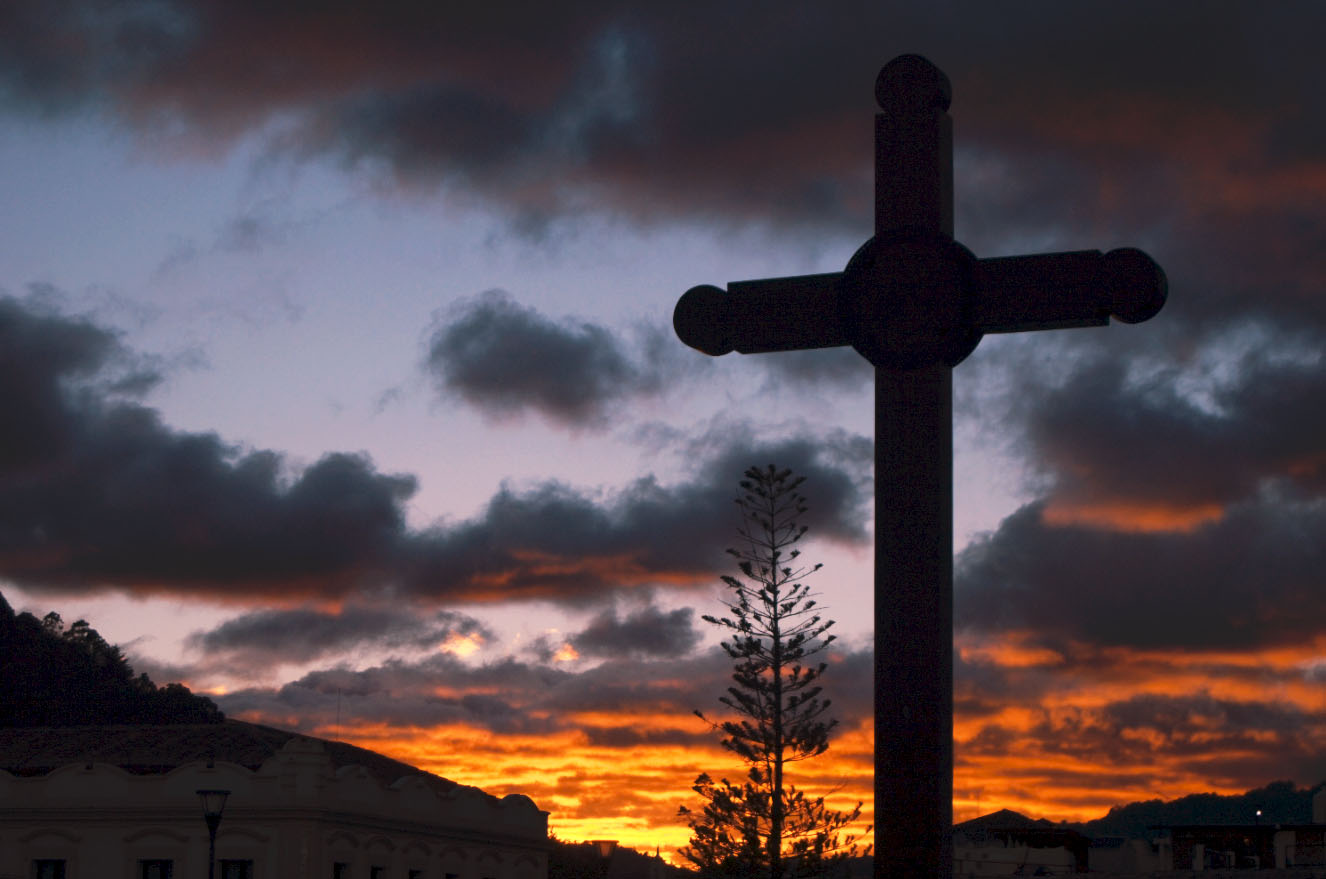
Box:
[0,721,548,879]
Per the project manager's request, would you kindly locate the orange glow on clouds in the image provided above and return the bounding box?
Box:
[1042,500,1225,533]
[960,640,1066,669]
[229,630,1326,864]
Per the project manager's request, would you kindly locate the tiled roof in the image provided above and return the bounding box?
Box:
[0,719,462,794]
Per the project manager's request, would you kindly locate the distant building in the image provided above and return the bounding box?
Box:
[953,809,1090,876]
[1162,788,1326,871]
[1086,835,1170,874]
[1165,823,1326,871]
[0,721,547,879]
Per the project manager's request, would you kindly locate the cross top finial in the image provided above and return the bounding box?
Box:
[876,54,951,114]
[674,54,1166,372]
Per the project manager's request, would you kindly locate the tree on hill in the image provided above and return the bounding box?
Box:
[0,591,223,726]
[680,466,867,879]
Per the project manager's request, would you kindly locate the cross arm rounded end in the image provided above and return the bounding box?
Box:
[876,55,951,114]
[674,284,733,356]
[1105,248,1168,324]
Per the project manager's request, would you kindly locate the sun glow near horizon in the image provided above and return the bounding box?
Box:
[223,626,1326,865]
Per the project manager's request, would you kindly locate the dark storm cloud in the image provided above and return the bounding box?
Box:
[219,650,675,737]
[0,297,416,597]
[188,604,491,664]
[571,604,700,659]
[0,295,867,605]
[219,640,875,746]
[424,290,670,428]
[1099,693,1314,745]
[6,1,1326,448]
[5,2,1321,258]
[956,494,1326,651]
[1019,345,1326,512]
[952,319,1326,656]
[0,294,157,470]
[222,655,567,735]
[396,424,870,604]
[0,301,415,594]
[426,291,871,426]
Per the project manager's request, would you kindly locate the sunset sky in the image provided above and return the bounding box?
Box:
[3,0,1325,861]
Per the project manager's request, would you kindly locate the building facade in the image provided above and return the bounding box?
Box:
[0,722,547,879]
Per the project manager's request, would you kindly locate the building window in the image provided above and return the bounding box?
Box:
[331,863,349,879]
[370,868,385,879]
[220,860,253,879]
[32,861,67,879]
[408,871,424,879]
[139,861,173,879]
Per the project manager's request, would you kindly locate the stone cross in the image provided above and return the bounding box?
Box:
[673,55,1166,879]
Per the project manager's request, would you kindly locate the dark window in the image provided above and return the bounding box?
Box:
[140,861,173,879]
[332,863,349,879]
[408,871,423,879]
[220,860,253,879]
[32,861,66,879]
[369,868,385,879]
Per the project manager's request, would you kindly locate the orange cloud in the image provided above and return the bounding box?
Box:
[224,626,1326,867]
[1041,500,1225,533]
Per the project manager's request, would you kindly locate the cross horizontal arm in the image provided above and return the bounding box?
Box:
[973,247,1167,334]
[673,272,848,356]
[673,246,1166,361]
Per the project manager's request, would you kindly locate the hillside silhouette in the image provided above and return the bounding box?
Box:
[962,781,1324,841]
[0,590,223,726]
[1081,780,1324,837]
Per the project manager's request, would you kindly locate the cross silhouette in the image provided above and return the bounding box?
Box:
[673,55,1166,879]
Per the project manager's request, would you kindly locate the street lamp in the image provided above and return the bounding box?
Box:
[196,789,231,879]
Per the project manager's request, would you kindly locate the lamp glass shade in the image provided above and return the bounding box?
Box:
[196,788,231,819]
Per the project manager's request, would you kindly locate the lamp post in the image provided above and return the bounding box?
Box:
[592,840,617,879]
[196,789,231,879]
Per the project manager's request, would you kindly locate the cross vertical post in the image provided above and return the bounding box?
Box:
[874,57,955,879]
[672,54,1167,879]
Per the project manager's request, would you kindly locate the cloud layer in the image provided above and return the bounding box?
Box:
[425,290,673,428]
[2,1,1319,255]
[188,604,491,666]
[0,295,869,605]
[957,337,1326,655]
